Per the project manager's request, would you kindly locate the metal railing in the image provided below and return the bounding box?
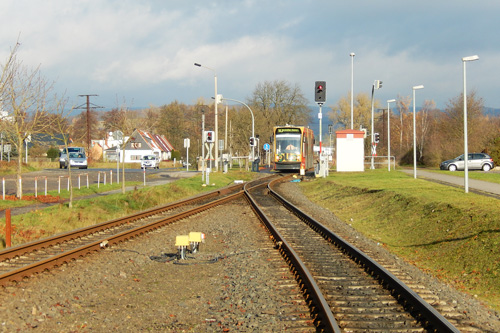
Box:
[364,155,397,169]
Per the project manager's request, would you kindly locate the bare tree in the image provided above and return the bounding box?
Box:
[329,92,374,131]
[48,97,76,207]
[0,38,56,198]
[248,80,309,142]
[416,100,436,163]
[104,102,140,194]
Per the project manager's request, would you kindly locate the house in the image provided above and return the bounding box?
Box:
[106,129,174,163]
[93,131,129,161]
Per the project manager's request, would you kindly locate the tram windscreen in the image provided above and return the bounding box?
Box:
[275,133,301,156]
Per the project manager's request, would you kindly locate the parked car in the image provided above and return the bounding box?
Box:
[59,147,85,168]
[141,155,160,169]
[61,152,88,169]
[440,153,494,172]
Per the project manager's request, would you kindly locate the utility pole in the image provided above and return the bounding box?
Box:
[76,94,103,161]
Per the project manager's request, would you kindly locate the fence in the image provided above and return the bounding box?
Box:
[2,170,114,200]
[363,156,397,170]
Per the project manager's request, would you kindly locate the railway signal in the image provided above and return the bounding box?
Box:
[315,81,326,103]
[374,133,380,143]
[206,131,214,143]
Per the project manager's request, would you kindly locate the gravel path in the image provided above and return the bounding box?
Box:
[1,179,499,332]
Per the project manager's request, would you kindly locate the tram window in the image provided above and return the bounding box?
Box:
[276,135,300,154]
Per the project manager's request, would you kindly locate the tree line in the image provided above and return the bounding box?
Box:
[330,90,500,167]
[2,38,499,201]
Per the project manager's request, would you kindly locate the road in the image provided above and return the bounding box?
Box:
[401,169,500,196]
[1,168,197,196]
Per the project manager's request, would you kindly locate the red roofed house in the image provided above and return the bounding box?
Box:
[120,129,174,163]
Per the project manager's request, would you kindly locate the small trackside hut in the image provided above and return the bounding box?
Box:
[272,125,315,175]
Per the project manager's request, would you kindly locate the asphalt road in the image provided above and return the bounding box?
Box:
[401,169,500,196]
[1,168,197,197]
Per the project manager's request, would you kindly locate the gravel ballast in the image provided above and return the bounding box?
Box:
[1,179,499,332]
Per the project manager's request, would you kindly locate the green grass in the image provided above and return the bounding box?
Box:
[0,170,255,248]
[299,169,500,312]
[429,168,500,184]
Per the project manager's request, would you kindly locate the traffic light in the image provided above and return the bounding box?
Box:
[206,131,214,143]
[374,80,383,89]
[374,132,380,143]
[315,81,326,103]
[249,137,255,147]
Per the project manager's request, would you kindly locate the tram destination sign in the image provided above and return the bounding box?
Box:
[276,128,300,134]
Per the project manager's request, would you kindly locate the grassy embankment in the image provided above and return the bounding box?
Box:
[0,170,255,249]
[299,169,500,312]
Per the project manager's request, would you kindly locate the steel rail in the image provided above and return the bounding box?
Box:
[0,189,245,286]
[0,183,243,262]
[268,177,459,333]
[243,179,341,333]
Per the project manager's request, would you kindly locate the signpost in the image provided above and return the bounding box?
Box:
[263,143,270,167]
[184,138,190,171]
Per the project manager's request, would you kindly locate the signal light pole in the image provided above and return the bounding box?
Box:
[370,80,382,169]
[315,81,327,177]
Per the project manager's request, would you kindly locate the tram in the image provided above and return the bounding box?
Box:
[272,125,315,175]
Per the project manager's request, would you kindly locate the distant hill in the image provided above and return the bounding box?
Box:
[484,107,500,117]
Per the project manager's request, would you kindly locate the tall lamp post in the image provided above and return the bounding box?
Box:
[350,52,355,129]
[221,97,255,162]
[462,55,479,193]
[194,63,219,171]
[412,85,424,179]
[201,107,206,182]
[387,99,396,171]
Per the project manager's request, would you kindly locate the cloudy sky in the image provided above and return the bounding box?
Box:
[1,0,498,111]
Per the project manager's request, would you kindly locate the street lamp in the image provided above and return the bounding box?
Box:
[462,55,479,193]
[194,63,219,171]
[221,97,255,162]
[350,52,355,130]
[387,99,396,171]
[412,85,424,179]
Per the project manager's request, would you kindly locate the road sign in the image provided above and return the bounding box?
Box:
[263,143,270,151]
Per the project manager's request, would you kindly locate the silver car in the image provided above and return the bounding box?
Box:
[62,152,88,169]
[440,153,494,172]
[141,155,160,169]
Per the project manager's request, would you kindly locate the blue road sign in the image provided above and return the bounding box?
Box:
[263,143,270,151]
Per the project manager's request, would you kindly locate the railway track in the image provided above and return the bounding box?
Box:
[0,173,470,331]
[0,180,258,287]
[244,176,460,332]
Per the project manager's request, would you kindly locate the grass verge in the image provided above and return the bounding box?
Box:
[0,170,256,249]
[299,169,500,312]
[427,168,500,185]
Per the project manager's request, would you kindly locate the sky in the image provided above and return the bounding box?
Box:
[1,0,499,112]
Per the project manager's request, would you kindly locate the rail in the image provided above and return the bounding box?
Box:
[243,176,341,332]
[267,177,459,332]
